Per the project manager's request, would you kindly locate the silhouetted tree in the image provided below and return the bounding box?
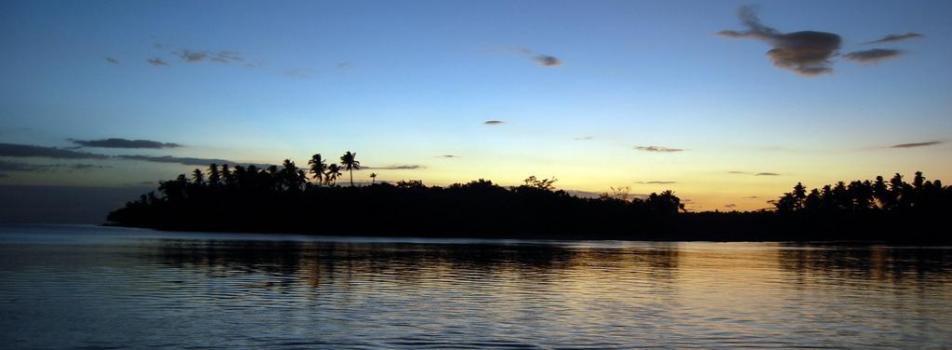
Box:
[308,154,326,185]
[208,164,221,187]
[325,164,342,185]
[370,172,377,185]
[340,151,360,186]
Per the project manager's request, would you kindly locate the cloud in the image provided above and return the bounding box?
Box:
[0,160,106,172]
[177,50,208,63]
[438,154,459,158]
[361,164,425,170]
[534,55,561,67]
[634,145,684,152]
[483,120,504,125]
[211,51,243,63]
[105,57,119,64]
[744,195,760,199]
[729,171,781,176]
[865,32,923,44]
[0,143,109,159]
[725,203,737,209]
[0,160,53,172]
[175,49,244,64]
[117,155,236,166]
[891,140,942,148]
[0,142,268,168]
[637,181,677,185]
[147,58,168,66]
[574,136,594,141]
[844,49,902,63]
[719,6,842,76]
[69,138,182,149]
[514,48,562,68]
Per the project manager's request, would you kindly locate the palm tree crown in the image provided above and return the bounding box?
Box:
[340,151,360,186]
[308,153,327,185]
[325,164,342,185]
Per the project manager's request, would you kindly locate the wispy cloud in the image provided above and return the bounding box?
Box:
[117,155,236,166]
[864,32,923,44]
[891,140,942,148]
[729,171,781,176]
[574,136,594,141]
[514,48,562,68]
[533,55,561,67]
[177,50,208,63]
[175,50,244,64]
[725,203,737,209]
[438,154,459,159]
[362,164,425,170]
[105,57,119,64]
[634,145,684,152]
[70,138,181,149]
[483,120,505,125]
[636,180,677,185]
[0,160,107,172]
[147,58,168,66]
[718,6,841,76]
[0,143,109,159]
[844,49,902,63]
[211,51,242,63]
[0,142,258,167]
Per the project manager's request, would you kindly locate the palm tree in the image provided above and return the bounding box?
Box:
[370,172,377,185]
[325,164,342,185]
[307,153,326,185]
[340,151,360,186]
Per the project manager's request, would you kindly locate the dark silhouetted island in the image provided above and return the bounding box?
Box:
[107,152,951,243]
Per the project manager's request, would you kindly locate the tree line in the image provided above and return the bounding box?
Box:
[106,151,950,242]
[773,172,949,214]
[109,151,684,238]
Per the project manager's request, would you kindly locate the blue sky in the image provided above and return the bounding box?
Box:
[1,0,951,210]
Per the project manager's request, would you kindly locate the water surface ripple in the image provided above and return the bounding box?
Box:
[1,225,949,349]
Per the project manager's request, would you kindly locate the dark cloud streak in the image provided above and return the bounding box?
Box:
[70,138,181,149]
[0,143,109,159]
[117,155,237,166]
[844,49,902,63]
[891,141,942,148]
[634,145,684,152]
[865,32,923,44]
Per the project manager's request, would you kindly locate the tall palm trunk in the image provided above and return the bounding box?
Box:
[349,169,354,187]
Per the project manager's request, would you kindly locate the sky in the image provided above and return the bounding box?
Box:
[1,0,951,214]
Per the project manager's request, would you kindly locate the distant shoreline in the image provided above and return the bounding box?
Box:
[104,154,952,245]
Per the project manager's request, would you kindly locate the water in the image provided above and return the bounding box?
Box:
[0,225,950,349]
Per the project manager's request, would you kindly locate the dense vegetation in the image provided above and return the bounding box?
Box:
[107,152,951,242]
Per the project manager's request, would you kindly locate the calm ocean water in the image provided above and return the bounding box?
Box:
[0,224,949,349]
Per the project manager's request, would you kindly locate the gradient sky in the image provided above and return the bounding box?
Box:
[2,0,951,211]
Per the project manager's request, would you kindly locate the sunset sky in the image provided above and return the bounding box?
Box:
[2,0,951,212]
